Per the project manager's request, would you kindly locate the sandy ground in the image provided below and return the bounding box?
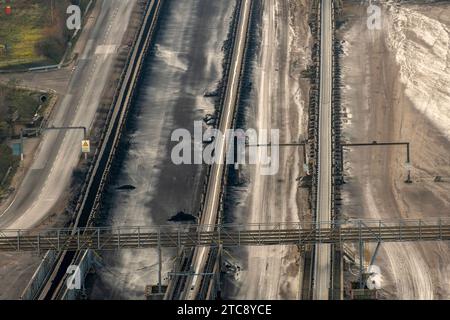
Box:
[88,0,234,299]
[339,0,450,299]
[223,0,311,299]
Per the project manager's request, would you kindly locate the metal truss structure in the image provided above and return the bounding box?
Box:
[1,218,450,253]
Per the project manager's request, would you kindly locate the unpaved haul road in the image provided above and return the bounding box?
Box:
[227,0,311,300]
[339,1,450,299]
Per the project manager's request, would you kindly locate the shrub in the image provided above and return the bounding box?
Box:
[35,37,65,62]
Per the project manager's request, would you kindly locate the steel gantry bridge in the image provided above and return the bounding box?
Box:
[1,218,450,253]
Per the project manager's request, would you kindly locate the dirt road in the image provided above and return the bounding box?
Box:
[224,0,311,299]
[339,1,450,299]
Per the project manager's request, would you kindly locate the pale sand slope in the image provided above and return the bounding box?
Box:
[340,1,450,299]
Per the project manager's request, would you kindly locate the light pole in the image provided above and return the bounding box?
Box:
[246,139,309,173]
[339,141,412,184]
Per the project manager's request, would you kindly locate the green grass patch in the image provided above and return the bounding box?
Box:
[0,0,75,69]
